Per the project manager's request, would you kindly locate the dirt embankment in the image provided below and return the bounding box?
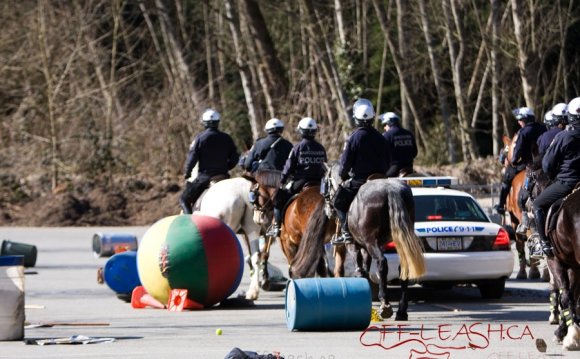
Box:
[0,157,502,227]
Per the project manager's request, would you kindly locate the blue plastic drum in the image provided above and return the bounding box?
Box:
[103,251,141,294]
[285,278,371,331]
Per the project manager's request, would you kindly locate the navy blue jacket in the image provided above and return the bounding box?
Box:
[383,126,417,166]
[537,127,562,158]
[183,128,239,181]
[511,122,546,166]
[542,126,580,184]
[243,134,293,172]
[280,138,327,184]
[340,127,390,181]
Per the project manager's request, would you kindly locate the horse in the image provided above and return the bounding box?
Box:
[502,134,545,280]
[194,177,264,300]
[253,170,346,280]
[295,164,425,320]
[533,170,580,349]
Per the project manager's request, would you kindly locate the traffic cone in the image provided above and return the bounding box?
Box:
[131,286,165,309]
[168,289,204,311]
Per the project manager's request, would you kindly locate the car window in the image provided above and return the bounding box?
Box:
[414,195,488,222]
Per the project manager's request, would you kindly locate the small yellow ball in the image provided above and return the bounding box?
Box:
[216,328,223,335]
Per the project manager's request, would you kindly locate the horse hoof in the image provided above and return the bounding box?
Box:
[516,269,527,280]
[380,304,394,319]
[528,267,540,279]
[562,325,580,351]
[245,291,258,301]
[260,281,271,291]
[395,311,408,321]
[549,314,559,325]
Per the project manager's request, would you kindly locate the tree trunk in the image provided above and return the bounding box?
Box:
[334,0,347,47]
[510,0,537,109]
[396,0,412,131]
[238,0,287,100]
[491,0,501,156]
[417,0,456,164]
[224,0,260,139]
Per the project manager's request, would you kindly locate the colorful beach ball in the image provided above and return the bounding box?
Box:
[137,214,243,307]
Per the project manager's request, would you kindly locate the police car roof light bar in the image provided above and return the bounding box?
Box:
[400,176,458,188]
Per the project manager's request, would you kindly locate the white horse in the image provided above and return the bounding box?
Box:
[194,177,264,300]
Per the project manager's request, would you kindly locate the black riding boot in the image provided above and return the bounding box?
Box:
[531,208,553,258]
[493,183,510,215]
[331,210,353,245]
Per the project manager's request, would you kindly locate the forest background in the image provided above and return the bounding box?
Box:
[1,0,579,226]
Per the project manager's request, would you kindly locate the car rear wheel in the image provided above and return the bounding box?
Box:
[477,278,506,299]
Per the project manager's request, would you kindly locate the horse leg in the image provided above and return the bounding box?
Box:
[515,239,528,279]
[240,232,260,301]
[351,245,368,278]
[562,271,580,351]
[333,245,346,278]
[258,236,273,290]
[549,289,561,325]
[377,256,393,319]
[395,277,409,321]
[528,256,541,279]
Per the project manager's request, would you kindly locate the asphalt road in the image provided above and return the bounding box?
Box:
[0,226,575,359]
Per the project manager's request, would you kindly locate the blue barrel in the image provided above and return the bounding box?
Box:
[103,251,141,294]
[0,255,24,340]
[285,278,371,331]
[92,232,138,257]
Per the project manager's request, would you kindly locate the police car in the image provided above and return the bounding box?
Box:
[383,177,514,299]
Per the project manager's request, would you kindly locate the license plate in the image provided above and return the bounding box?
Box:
[437,238,462,251]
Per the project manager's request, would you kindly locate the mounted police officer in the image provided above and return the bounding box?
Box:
[266,117,327,238]
[494,107,546,216]
[531,97,580,258]
[517,104,568,234]
[331,99,391,245]
[380,112,418,177]
[179,109,239,214]
[243,118,293,174]
[538,104,567,158]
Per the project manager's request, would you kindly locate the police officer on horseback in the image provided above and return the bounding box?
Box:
[179,109,239,214]
[266,117,327,238]
[538,104,567,158]
[494,107,546,216]
[331,99,391,245]
[243,118,293,174]
[517,104,569,234]
[531,97,580,258]
[380,112,418,177]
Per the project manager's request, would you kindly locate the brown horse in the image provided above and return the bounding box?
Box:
[253,171,345,283]
[295,171,425,321]
[536,180,580,349]
[502,134,544,280]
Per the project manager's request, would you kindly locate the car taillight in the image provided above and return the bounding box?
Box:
[492,228,510,250]
[382,241,396,252]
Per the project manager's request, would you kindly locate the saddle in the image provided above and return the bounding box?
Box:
[192,175,228,211]
[546,184,580,234]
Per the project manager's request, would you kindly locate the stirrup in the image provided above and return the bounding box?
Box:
[515,223,528,235]
[331,232,353,246]
[266,225,281,238]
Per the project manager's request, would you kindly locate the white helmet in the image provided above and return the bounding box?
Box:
[568,97,580,125]
[512,107,535,122]
[264,118,284,134]
[379,112,400,126]
[202,109,220,128]
[297,117,318,137]
[543,110,555,127]
[352,98,375,126]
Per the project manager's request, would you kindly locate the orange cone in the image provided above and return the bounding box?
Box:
[168,289,204,311]
[131,286,165,309]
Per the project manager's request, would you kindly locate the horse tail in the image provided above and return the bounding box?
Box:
[291,198,328,278]
[387,185,426,280]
